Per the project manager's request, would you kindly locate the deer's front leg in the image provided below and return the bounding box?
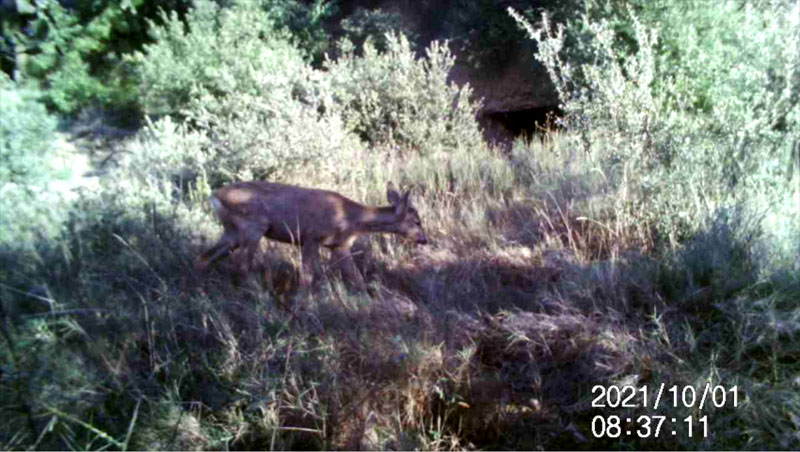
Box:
[300,241,321,287]
[196,231,237,272]
[331,247,367,292]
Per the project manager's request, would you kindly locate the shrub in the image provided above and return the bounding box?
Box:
[132,2,495,190]
[442,0,537,70]
[0,75,57,185]
[269,0,338,65]
[510,0,800,248]
[325,32,484,156]
[319,32,522,200]
[131,0,290,118]
[340,7,419,55]
[2,0,144,114]
[131,0,359,184]
[0,74,73,246]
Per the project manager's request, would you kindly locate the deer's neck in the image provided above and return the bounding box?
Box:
[353,206,398,233]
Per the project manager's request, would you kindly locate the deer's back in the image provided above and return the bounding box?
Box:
[213,181,361,246]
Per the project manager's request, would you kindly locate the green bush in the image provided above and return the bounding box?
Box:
[269,0,338,65]
[132,1,495,188]
[0,74,73,246]
[319,32,518,199]
[3,0,144,114]
[325,32,484,156]
[0,75,57,185]
[510,0,799,248]
[442,0,537,70]
[131,0,292,117]
[340,7,419,55]
[131,0,359,184]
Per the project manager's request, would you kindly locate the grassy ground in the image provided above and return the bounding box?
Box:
[1,127,798,451]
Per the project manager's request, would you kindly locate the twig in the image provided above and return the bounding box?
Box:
[21,309,109,318]
[122,398,142,451]
[0,282,56,305]
[44,405,124,449]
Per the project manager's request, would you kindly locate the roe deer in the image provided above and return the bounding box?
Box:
[195,181,428,289]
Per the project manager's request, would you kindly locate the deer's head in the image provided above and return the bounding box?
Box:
[387,183,428,245]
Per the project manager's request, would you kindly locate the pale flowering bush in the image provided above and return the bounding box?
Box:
[510,1,799,249]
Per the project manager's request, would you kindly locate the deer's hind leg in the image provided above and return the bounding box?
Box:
[299,241,321,288]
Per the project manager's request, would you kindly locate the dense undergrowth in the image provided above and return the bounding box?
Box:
[1,0,799,449]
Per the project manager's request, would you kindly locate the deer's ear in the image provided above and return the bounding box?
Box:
[394,191,410,218]
[387,182,401,205]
